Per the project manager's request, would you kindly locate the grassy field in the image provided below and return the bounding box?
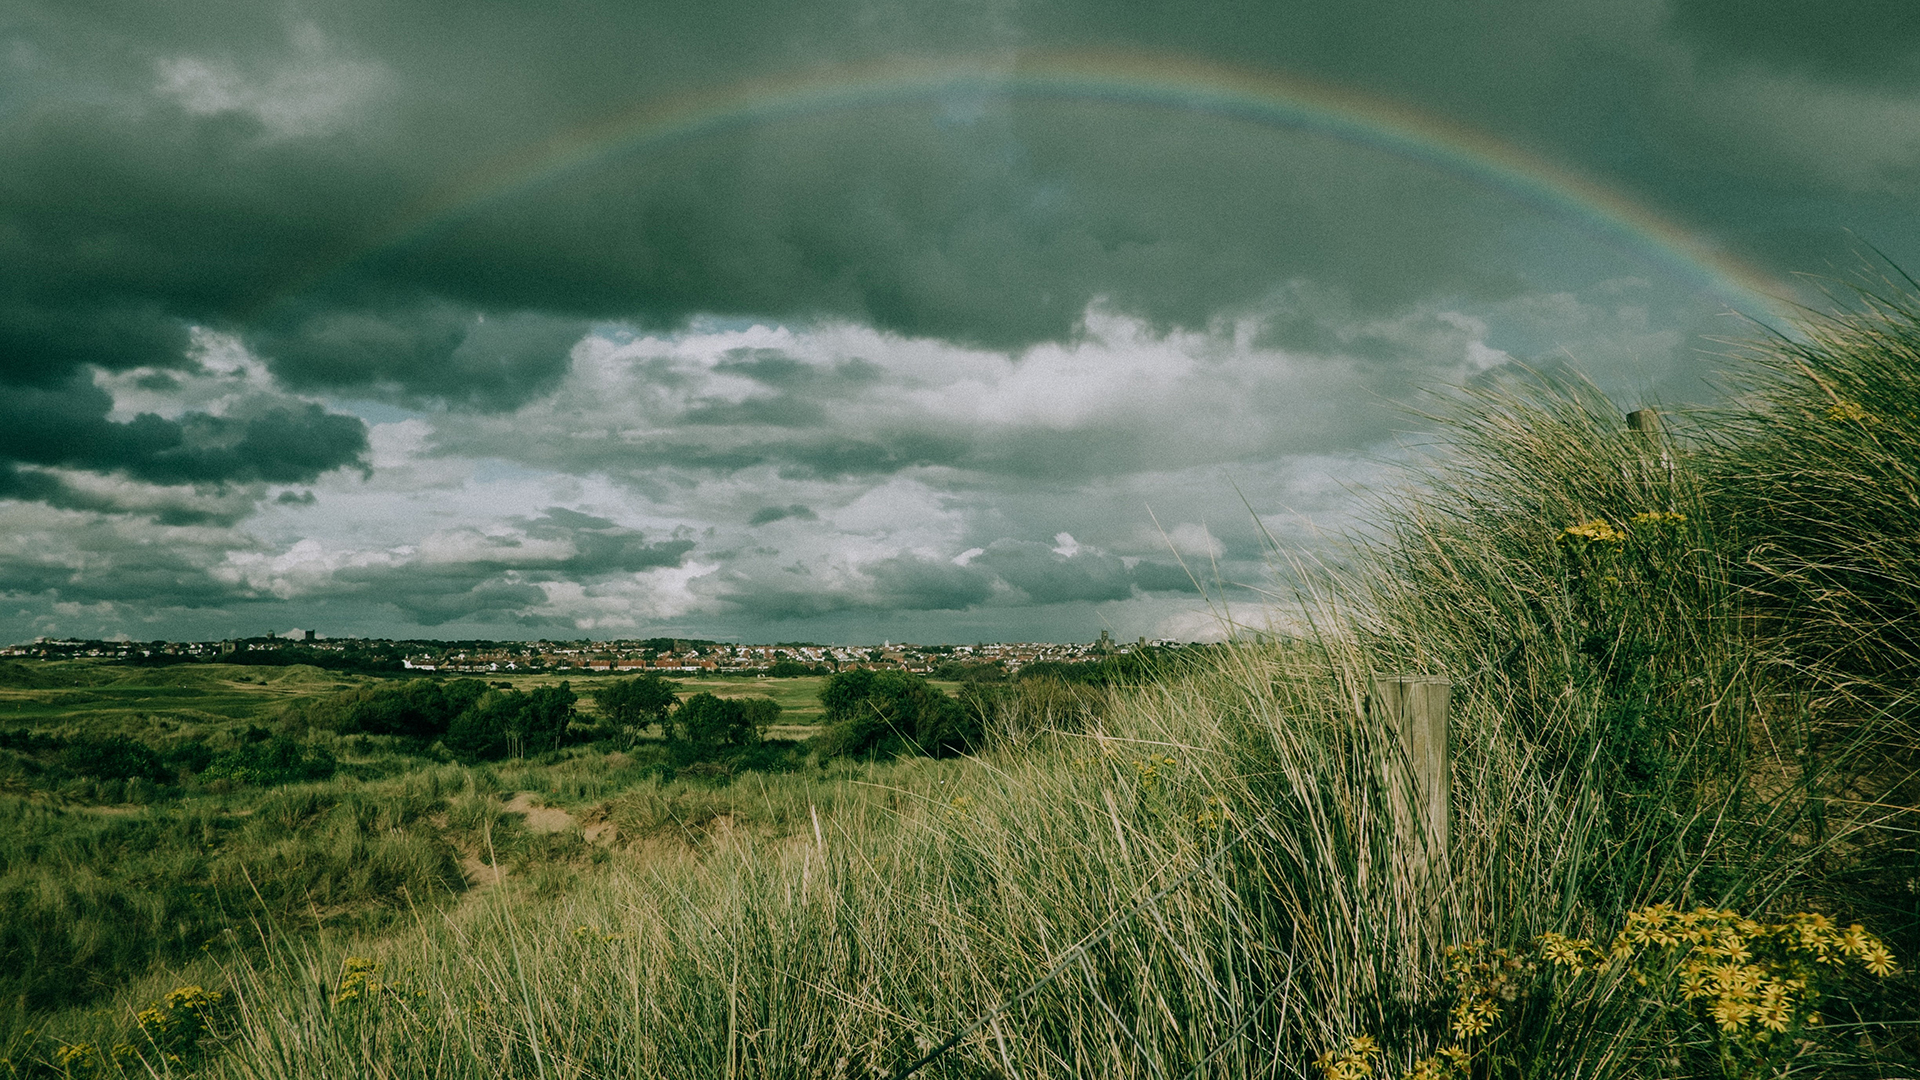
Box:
[5,289,1920,1078]
[0,662,368,727]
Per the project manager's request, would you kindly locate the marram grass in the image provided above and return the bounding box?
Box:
[10,290,1920,1078]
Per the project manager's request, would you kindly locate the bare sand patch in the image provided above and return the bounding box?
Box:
[503,791,575,833]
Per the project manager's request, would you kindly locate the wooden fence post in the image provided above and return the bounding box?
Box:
[1368,674,1452,878]
[1627,406,1674,481]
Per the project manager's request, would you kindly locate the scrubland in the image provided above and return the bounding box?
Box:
[6,287,1920,1078]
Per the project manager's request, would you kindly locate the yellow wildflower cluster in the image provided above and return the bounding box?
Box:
[1321,905,1898,1080]
[1191,795,1227,829]
[136,984,224,1038]
[1559,518,1626,545]
[1627,510,1687,529]
[1133,755,1177,788]
[1613,905,1894,1038]
[1442,941,1535,1039]
[1403,1046,1470,1080]
[120,983,229,1066]
[1313,1034,1382,1079]
[1826,399,1872,422]
[334,956,382,1004]
[336,956,430,1009]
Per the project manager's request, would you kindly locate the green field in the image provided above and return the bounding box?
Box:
[0,661,369,726]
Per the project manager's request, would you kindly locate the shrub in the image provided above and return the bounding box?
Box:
[201,736,337,786]
[592,674,679,734]
[58,735,168,784]
[814,669,981,758]
[444,682,578,761]
[667,693,776,762]
[337,678,489,740]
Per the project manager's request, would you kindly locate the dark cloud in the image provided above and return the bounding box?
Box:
[0,0,1714,432]
[519,509,696,574]
[1666,0,1920,82]
[975,540,1133,604]
[711,538,1206,625]
[680,396,828,428]
[865,554,997,611]
[0,378,369,487]
[0,514,241,610]
[748,504,818,525]
[252,304,589,410]
[332,566,550,627]
[1129,560,1197,594]
[712,350,882,388]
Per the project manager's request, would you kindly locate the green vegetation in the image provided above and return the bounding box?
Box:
[814,668,983,758]
[5,291,1920,1077]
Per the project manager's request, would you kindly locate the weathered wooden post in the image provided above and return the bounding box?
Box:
[1627,406,1674,483]
[1368,674,1452,886]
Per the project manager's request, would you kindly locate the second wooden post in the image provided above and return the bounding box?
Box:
[1368,674,1452,879]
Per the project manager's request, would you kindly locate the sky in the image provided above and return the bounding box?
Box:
[4,0,1919,645]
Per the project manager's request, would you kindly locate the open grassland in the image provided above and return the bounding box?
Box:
[0,663,371,729]
[7,287,1920,1077]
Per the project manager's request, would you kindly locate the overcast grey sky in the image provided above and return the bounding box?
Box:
[3,0,1917,644]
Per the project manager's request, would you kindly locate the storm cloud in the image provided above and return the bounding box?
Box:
[2,0,1915,641]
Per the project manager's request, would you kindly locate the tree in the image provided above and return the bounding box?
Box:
[593,674,678,732]
[815,670,981,759]
[444,681,577,761]
[669,692,770,761]
[343,678,487,740]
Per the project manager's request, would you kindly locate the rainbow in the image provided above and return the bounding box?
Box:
[323,50,1785,312]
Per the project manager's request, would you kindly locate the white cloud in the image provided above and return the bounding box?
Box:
[1164,522,1224,559]
[1153,608,1232,643]
[154,24,389,139]
[94,328,281,422]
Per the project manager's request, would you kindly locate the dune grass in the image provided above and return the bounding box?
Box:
[7,290,1920,1078]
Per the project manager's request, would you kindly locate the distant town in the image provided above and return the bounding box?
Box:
[3,629,1194,676]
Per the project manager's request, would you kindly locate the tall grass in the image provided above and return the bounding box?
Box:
[11,293,1920,1077]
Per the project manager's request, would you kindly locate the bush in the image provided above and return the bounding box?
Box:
[337,678,489,740]
[592,674,679,734]
[201,736,337,786]
[814,669,981,758]
[58,735,169,784]
[668,693,776,763]
[444,682,578,761]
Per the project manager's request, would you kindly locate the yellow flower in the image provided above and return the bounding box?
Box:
[1450,998,1498,1038]
[1628,511,1687,527]
[1561,519,1625,544]
[1711,998,1752,1033]
[1863,943,1898,977]
[1827,400,1871,422]
[1538,933,1589,969]
[1678,966,1711,1001]
[1758,1005,1791,1033]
